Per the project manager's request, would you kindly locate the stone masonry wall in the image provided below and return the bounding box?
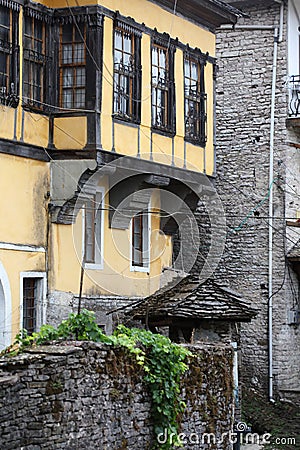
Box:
[215,2,300,399]
[0,341,234,450]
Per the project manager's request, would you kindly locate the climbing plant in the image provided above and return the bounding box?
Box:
[1,309,191,449]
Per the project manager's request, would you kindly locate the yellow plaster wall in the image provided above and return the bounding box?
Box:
[0,154,49,246]
[50,187,172,297]
[0,250,45,342]
[114,122,139,157]
[44,0,216,56]
[0,107,15,140]
[53,117,87,149]
[23,111,49,148]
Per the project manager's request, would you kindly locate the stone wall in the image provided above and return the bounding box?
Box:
[0,341,234,450]
[215,1,300,400]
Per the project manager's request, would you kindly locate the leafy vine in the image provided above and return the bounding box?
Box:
[1,309,191,449]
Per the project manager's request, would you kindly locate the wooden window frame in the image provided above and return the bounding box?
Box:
[0,5,16,106]
[113,25,141,123]
[20,272,46,335]
[184,54,207,146]
[23,16,46,109]
[59,21,86,109]
[151,41,175,134]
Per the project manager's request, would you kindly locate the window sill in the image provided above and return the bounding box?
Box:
[184,136,206,148]
[84,263,103,271]
[151,126,175,138]
[112,115,140,127]
[130,265,150,273]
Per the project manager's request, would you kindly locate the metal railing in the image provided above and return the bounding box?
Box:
[287,75,300,117]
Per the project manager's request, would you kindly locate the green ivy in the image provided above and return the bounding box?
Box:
[1,309,191,449]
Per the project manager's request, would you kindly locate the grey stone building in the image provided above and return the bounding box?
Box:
[215,0,300,403]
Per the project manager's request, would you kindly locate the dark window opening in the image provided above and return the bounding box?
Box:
[184,55,206,146]
[23,278,38,334]
[84,192,103,265]
[0,6,13,105]
[59,22,86,109]
[131,212,149,268]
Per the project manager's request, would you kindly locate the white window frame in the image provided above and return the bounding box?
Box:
[82,186,104,270]
[0,261,12,350]
[130,207,151,273]
[19,272,47,332]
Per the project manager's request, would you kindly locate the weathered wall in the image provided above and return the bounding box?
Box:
[0,342,234,450]
[215,2,300,399]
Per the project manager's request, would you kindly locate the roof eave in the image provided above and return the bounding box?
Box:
[150,0,242,31]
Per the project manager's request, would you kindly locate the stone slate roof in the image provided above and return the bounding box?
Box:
[126,276,257,323]
[288,239,300,260]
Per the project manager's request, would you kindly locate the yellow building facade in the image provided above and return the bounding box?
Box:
[0,0,238,346]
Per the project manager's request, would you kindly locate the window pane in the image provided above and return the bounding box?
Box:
[74,89,85,108]
[0,7,9,29]
[62,89,72,108]
[75,22,84,41]
[76,67,85,86]
[62,24,73,43]
[123,33,131,53]
[62,44,72,64]
[63,67,73,87]
[74,43,84,63]
[115,29,122,50]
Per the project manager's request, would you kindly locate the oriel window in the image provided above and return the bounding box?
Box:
[23,16,46,108]
[113,25,141,122]
[184,55,207,146]
[60,22,86,109]
[0,6,12,99]
[151,43,175,133]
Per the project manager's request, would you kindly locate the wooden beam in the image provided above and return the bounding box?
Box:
[288,141,300,149]
[286,220,300,227]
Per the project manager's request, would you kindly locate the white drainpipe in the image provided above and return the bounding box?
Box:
[268,0,284,403]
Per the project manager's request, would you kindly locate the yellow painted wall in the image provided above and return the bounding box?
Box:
[53,117,87,149]
[0,106,15,140]
[23,111,49,148]
[50,185,172,297]
[44,0,216,57]
[0,250,45,344]
[0,153,49,246]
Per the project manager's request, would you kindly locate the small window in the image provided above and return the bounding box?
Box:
[184,55,206,146]
[22,276,45,334]
[113,25,141,122]
[131,211,150,270]
[59,22,86,109]
[23,16,46,108]
[0,6,12,102]
[84,190,103,268]
[151,43,175,133]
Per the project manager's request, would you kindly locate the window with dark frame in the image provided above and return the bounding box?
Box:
[0,6,12,101]
[59,21,86,109]
[113,25,140,122]
[84,192,103,265]
[23,16,46,109]
[151,42,175,133]
[23,278,38,335]
[184,54,207,146]
[131,211,149,269]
